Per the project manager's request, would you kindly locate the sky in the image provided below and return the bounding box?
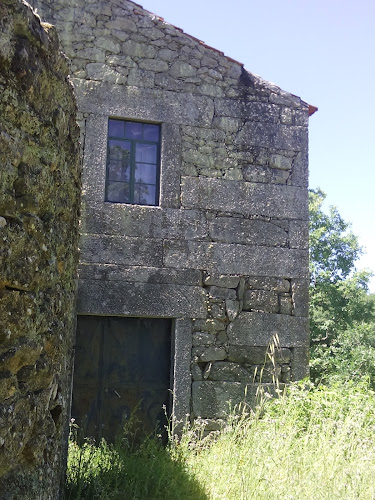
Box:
[139,0,375,292]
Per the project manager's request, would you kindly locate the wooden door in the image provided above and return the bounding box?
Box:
[71,316,172,442]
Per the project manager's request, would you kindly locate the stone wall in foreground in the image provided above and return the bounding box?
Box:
[32,0,310,429]
[0,1,81,497]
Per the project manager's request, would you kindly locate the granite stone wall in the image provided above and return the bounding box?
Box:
[0,1,81,497]
[31,0,310,428]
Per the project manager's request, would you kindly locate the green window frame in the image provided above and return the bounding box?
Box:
[105,118,160,206]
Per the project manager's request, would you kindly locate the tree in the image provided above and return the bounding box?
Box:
[309,188,362,283]
[309,189,375,384]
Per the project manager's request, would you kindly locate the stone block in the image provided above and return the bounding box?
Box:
[203,361,252,382]
[258,364,282,383]
[191,364,203,381]
[223,168,243,181]
[214,99,280,122]
[216,330,228,345]
[76,47,105,62]
[197,419,225,432]
[122,39,156,58]
[209,302,226,319]
[163,240,309,278]
[170,61,197,78]
[235,121,308,151]
[280,108,293,124]
[192,332,216,346]
[107,55,136,68]
[173,318,193,425]
[203,274,240,288]
[139,27,165,40]
[209,217,287,246]
[193,319,225,334]
[199,83,224,97]
[291,151,308,188]
[243,290,279,313]
[269,154,293,170]
[80,234,163,267]
[227,346,291,364]
[127,68,154,87]
[74,82,215,127]
[158,48,178,62]
[289,220,309,249]
[192,381,278,418]
[246,277,290,292]
[96,36,121,53]
[105,17,137,32]
[81,202,207,240]
[182,149,214,168]
[159,122,182,209]
[86,63,126,83]
[78,263,202,286]
[139,59,169,72]
[291,347,310,380]
[269,91,303,108]
[294,109,309,127]
[212,116,242,133]
[227,312,309,347]
[181,177,308,219]
[226,299,240,321]
[281,366,291,383]
[78,280,207,318]
[279,293,293,315]
[154,73,183,91]
[192,346,227,363]
[201,55,219,68]
[237,277,246,301]
[291,279,309,318]
[242,164,290,185]
[207,286,236,300]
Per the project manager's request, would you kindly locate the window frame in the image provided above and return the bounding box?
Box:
[105,118,161,206]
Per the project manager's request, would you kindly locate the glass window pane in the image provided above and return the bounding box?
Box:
[134,183,156,206]
[108,119,125,138]
[107,161,130,182]
[108,140,131,161]
[125,122,142,139]
[135,163,157,184]
[106,182,130,203]
[143,124,160,142]
[135,143,157,164]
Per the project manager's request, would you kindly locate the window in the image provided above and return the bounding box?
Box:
[105,119,160,205]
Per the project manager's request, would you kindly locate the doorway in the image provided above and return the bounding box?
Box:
[71,315,172,441]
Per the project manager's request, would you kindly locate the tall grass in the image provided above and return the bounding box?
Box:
[65,420,207,500]
[65,381,375,500]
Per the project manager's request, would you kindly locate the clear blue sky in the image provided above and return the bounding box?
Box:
[141,0,375,292]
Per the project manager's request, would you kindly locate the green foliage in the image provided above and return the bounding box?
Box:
[309,188,375,384]
[311,322,375,383]
[64,420,206,500]
[66,382,375,500]
[309,188,362,282]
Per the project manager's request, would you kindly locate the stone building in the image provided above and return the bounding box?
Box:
[32,0,313,437]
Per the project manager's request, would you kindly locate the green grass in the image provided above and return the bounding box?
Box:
[65,381,375,500]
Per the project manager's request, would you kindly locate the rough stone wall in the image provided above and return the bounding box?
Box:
[31,0,309,427]
[0,1,81,497]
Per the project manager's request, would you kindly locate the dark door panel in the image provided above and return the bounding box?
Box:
[71,316,172,442]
